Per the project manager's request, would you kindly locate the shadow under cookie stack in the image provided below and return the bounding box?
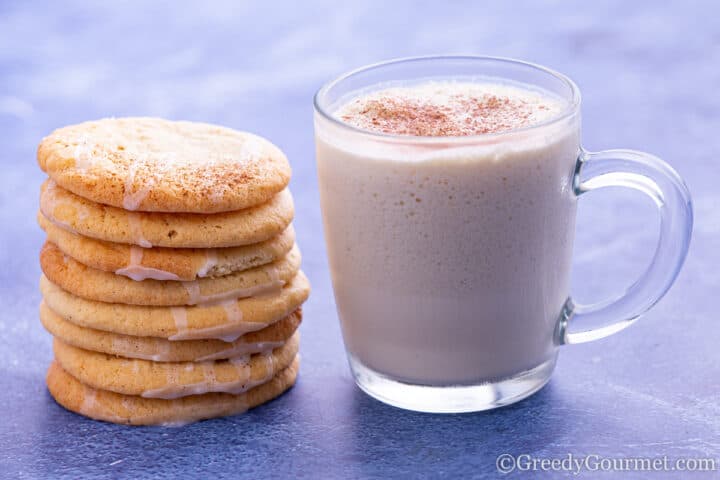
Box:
[36,118,310,426]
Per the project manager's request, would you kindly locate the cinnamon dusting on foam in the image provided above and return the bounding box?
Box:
[336,82,563,137]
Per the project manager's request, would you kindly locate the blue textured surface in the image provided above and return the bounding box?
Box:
[1,1,718,478]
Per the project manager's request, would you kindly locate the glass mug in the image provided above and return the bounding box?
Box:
[313,56,692,413]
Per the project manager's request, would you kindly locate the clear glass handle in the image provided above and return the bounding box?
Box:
[557,149,693,345]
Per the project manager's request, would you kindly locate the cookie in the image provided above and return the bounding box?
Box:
[46,356,299,425]
[40,271,310,341]
[38,213,296,281]
[53,332,299,398]
[41,302,302,362]
[40,241,301,306]
[38,117,291,213]
[40,180,294,248]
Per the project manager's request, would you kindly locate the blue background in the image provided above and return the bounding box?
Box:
[1,1,718,478]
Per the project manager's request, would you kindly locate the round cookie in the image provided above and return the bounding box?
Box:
[41,302,302,362]
[38,117,291,214]
[46,357,299,425]
[40,241,301,306]
[40,271,310,341]
[39,213,296,281]
[54,333,299,399]
[40,180,294,248]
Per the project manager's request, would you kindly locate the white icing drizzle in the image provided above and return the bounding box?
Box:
[221,299,242,324]
[196,249,218,278]
[167,321,268,343]
[129,246,142,267]
[194,341,284,362]
[42,178,93,227]
[40,181,74,231]
[141,352,268,399]
[250,269,287,299]
[152,338,172,362]
[181,280,284,306]
[104,334,282,361]
[120,397,134,413]
[43,214,74,232]
[72,135,94,171]
[115,246,181,281]
[168,300,270,342]
[79,388,98,415]
[171,307,188,338]
[259,351,275,384]
[127,213,152,248]
[110,334,178,362]
[268,266,280,284]
[183,282,202,305]
[229,354,251,367]
[122,155,155,211]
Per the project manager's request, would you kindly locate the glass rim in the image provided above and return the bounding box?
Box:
[313,55,581,143]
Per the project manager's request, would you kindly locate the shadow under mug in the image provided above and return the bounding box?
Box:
[313,56,693,413]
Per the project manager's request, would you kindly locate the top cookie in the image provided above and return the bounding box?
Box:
[38,117,291,213]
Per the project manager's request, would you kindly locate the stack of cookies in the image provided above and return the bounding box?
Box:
[36,118,310,425]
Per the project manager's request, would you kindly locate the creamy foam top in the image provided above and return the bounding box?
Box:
[335,81,565,137]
